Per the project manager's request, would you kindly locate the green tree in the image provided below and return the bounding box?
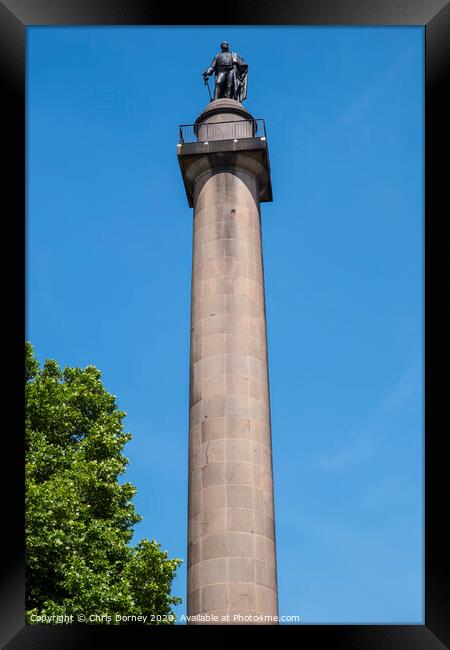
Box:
[25,342,182,625]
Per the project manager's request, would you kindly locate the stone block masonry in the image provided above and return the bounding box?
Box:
[178,98,278,624]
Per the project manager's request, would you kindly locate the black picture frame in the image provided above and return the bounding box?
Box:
[2,0,448,647]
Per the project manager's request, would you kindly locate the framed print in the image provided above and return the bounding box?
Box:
[1,0,448,647]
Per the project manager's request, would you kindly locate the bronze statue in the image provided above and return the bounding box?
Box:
[203,42,248,102]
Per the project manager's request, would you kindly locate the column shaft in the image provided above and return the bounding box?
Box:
[187,166,278,624]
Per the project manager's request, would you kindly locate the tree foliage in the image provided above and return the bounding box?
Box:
[25,342,182,624]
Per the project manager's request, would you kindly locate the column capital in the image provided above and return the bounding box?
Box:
[178,104,272,207]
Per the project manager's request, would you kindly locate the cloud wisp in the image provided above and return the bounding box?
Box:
[316,361,422,471]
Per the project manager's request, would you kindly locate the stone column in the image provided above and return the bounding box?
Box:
[178,99,278,625]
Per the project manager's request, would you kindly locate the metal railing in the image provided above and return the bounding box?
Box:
[178,118,266,144]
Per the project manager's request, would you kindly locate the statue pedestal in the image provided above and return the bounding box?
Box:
[178,101,278,625]
[196,99,254,142]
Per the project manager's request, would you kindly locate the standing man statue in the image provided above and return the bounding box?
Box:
[203,42,248,103]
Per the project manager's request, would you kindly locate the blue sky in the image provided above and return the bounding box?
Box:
[27,26,424,624]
